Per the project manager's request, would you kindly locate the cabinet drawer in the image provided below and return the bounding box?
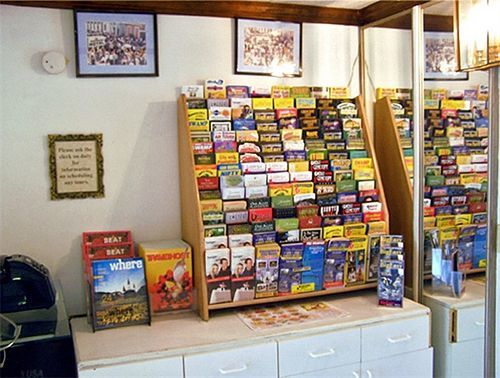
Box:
[361,348,433,378]
[79,356,183,378]
[361,315,429,361]
[279,328,360,377]
[456,305,485,342]
[450,339,484,377]
[284,362,360,378]
[184,342,277,378]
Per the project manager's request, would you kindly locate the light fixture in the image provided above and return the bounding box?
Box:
[269,59,299,78]
[454,0,500,71]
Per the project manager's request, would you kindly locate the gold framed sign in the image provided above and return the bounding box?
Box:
[48,134,104,200]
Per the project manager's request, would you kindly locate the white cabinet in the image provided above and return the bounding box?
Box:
[285,362,360,378]
[423,280,485,378]
[361,348,433,378]
[278,315,432,378]
[78,356,184,378]
[361,315,429,361]
[456,305,485,342]
[285,349,434,378]
[72,293,432,378]
[184,342,278,378]
[278,328,360,377]
[449,339,484,378]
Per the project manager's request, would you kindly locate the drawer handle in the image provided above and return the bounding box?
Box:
[387,334,412,343]
[352,371,360,378]
[218,364,248,374]
[475,321,485,326]
[366,369,373,378]
[308,348,336,358]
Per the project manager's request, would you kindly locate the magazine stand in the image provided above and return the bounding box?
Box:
[178,94,389,321]
[374,97,485,291]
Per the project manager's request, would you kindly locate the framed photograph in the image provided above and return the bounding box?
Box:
[235,18,302,77]
[74,10,158,77]
[48,134,104,200]
[424,32,468,80]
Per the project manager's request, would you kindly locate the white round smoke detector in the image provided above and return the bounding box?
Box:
[42,51,67,74]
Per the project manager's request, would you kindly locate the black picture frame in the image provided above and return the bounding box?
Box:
[74,10,158,77]
[235,18,302,77]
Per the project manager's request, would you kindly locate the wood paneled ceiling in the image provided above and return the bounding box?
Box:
[0,0,452,31]
[264,0,378,9]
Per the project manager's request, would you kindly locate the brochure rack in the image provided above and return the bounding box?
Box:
[178,94,389,320]
[374,97,486,291]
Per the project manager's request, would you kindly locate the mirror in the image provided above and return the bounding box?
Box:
[362,3,491,375]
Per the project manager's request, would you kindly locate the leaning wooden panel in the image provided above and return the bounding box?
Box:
[374,97,415,290]
[177,95,209,321]
[356,95,390,230]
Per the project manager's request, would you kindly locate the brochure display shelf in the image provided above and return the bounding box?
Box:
[374,97,485,290]
[178,94,389,321]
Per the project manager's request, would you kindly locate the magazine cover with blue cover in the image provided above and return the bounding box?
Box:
[91,257,151,331]
[378,259,404,307]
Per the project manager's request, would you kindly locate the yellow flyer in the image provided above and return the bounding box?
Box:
[200,199,222,213]
[351,158,373,170]
[292,182,314,194]
[455,214,472,226]
[436,215,456,228]
[367,221,387,234]
[329,87,349,99]
[288,161,310,172]
[252,98,273,110]
[274,98,294,109]
[323,225,344,239]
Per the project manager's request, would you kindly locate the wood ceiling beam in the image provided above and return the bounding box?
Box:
[0,1,452,30]
[359,0,430,26]
[424,14,453,32]
[0,1,360,25]
[373,14,453,32]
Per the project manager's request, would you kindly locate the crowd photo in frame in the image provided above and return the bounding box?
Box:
[235,18,302,77]
[74,10,158,77]
[424,31,468,81]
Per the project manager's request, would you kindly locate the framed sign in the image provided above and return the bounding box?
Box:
[74,10,158,77]
[235,18,302,77]
[424,32,468,80]
[48,134,104,200]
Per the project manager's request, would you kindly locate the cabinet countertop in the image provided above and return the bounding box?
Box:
[71,291,429,371]
[423,279,485,309]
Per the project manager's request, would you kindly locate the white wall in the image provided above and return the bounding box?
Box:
[0,5,359,316]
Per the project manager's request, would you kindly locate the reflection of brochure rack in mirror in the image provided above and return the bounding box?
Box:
[178,90,390,321]
[374,94,488,294]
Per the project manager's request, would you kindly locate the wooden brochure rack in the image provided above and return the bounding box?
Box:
[374,97,485,291]
[178,94,389,320]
